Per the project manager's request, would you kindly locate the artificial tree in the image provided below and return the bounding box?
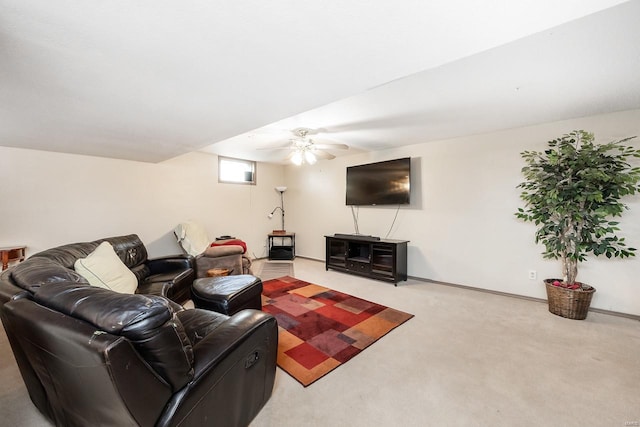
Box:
[516,130,640,288]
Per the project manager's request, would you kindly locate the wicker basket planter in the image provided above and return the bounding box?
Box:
[544,279,596,320]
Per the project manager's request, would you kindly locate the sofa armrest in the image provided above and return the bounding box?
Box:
[0,278,28,304]
[190,310,277,377]
[156,310,278,427]
[146,255,195,275]
[136,281,170,298]
[135,282,185,312]
[202,245,244,257]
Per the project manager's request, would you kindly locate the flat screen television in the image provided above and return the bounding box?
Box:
[346,157,411,206]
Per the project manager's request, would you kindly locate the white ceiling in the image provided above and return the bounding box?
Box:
[1,1,638,164]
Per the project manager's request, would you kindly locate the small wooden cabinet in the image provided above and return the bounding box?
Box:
[325,235,408,285]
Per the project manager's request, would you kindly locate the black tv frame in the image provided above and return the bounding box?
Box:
[345,157,411,206]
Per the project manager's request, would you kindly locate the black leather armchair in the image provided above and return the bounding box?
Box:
[0,235,278,425]
[1,281,277,426]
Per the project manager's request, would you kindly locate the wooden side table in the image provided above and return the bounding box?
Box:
[206,268,232,277]
[1,246,26,271]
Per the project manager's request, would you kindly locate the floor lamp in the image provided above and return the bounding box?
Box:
[268,186,287,232]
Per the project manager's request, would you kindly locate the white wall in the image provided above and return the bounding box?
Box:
[0,148,285,259]
[285,109,640,315]
[2,109,639,315]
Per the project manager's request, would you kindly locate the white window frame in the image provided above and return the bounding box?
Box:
[218,156,256,185]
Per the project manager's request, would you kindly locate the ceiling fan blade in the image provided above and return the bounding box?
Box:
[313,143,349,150]
[256,143,292,150]
[313,150,336,160]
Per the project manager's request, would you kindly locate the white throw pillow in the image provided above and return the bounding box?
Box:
[174,221,210,256]
[74,241,138,294]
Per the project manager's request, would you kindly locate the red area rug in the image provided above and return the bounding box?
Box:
[261,276,414,387]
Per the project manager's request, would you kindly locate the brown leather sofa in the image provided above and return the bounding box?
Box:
[0,235,278,427]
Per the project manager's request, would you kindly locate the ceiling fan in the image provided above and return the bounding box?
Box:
[260,128,349,165]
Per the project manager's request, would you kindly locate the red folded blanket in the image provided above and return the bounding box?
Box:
[211,239,247,254]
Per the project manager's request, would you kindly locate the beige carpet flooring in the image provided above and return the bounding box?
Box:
[256,260,294,281]
[2,258,639,426]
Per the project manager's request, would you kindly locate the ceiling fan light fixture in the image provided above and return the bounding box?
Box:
[262,127,348,164]
[304,150,317,164]
[291,151,303,165]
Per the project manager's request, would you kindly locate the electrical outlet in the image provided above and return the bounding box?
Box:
[528,270,537,280]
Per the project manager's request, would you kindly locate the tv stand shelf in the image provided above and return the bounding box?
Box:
[325,235,408,285]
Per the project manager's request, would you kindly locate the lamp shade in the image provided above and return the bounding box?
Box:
[291,151,303,165]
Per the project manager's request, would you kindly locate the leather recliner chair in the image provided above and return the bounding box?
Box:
[1,282,277,426]
[174,222,252,278]
[0,234,278,426]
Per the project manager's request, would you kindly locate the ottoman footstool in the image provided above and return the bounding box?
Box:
[192,274,263,315]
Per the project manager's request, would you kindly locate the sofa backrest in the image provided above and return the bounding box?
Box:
[7,234,150,294]
[9,256,86,294]
[100,234,150,282]
[33,281,195,391]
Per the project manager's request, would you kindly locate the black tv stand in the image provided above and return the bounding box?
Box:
[333,233,380,241]
[325,235,408,285]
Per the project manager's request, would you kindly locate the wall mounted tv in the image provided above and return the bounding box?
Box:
[346,157,411,206]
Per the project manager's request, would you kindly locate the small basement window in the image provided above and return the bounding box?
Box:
[218,156,256,184]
